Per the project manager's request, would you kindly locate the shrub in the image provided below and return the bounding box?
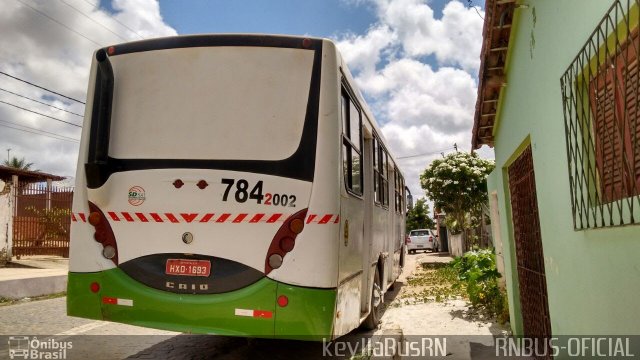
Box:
[451,249,509,322]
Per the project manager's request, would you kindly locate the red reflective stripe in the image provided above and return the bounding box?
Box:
[102,297,117,305]
[318,214,333,224]
[165,213,179,223]
[233,214,248,223]
[216,213,231,223]
[200,213,214,222]
[181,213,198,223]
[135,213,148,222]
[253,310,273,318]
[78,211,339,224]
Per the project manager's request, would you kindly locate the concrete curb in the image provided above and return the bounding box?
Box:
[0,274,67,299]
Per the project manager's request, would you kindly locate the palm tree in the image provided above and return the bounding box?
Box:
[4,156,37,171]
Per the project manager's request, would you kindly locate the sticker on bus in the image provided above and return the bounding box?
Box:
[165,259,211,277]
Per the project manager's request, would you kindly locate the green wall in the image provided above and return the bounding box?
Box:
[488,0,640,335]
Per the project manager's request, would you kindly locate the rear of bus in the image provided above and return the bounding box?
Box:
[67,35,342,339]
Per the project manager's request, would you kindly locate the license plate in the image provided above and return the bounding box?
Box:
[165,259,211,277]
[417,245,424,248]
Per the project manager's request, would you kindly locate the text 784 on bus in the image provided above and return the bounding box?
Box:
[67,34,408,340]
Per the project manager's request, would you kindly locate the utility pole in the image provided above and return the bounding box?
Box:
[6,148,10,162]
[453,143,458,152]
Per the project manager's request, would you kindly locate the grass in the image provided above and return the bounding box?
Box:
[0,291,66,307]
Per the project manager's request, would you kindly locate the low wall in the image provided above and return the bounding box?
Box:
[448,233,465,257]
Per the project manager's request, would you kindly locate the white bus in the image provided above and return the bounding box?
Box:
[68,34,407,340]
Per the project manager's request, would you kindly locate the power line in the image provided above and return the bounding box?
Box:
[0,87,83,117]
[0,100,82,128]
[396,147,456,160]
[0,123,79,143]
[0,71,86,105]
[15,0,103,47]
[0,119,79,142]
[58,0,128,42]
[81,0,145,40]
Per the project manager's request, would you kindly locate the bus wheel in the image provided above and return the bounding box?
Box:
[361,268,382,330]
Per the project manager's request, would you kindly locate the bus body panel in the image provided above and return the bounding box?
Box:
[108,46,312,162]
[82,169,311,270]
[268,40,341,289]
[68,269,336,339]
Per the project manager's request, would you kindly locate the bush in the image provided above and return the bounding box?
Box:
[451,249,509,322]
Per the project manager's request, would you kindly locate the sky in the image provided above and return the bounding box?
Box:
[0,0,491,199]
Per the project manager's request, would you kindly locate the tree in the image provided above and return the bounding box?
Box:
[3,156,36,171]
[405,198,435,232]
[420,152,494,235]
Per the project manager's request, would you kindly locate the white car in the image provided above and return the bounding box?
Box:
[406,229,439,254]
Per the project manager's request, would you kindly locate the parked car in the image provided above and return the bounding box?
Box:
[406,229,439,254]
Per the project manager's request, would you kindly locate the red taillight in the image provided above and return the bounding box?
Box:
[277,295,289,307]
[429,236,433,242]
[90,282,100,293]
[88,201,119,265]
[405,236,411,244]
[88,212,101,226]
[302,38,312,49]
[264,208,308,274]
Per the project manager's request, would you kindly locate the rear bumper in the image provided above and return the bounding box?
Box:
[67,269,336,340]
[407,243,435,251]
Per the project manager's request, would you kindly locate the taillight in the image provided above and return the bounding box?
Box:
[429,235,433,242]
[264,208,308,274]
[405,236,411,244]
[88,201,119,265]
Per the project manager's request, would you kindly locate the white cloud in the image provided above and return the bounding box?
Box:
[335,0,491,199]
[0,0,176,177]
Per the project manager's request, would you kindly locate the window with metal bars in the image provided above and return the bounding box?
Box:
[561,0,640,229]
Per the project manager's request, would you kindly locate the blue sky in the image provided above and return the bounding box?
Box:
[2,0,488,197]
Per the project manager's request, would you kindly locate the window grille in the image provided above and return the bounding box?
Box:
[561,0,640,229]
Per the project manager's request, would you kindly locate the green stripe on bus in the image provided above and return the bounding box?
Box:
[67,270,336,339]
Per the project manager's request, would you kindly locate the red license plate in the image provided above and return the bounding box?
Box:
[165,259,211,277]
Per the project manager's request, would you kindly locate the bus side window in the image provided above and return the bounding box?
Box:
[373,137,380,204]
[341,89,362,196]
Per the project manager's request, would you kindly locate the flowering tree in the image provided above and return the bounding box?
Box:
[420,152,494,235]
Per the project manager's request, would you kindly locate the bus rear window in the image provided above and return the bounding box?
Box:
[105,46,313,161]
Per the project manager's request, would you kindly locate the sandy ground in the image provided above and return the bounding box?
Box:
[374,251,511,359]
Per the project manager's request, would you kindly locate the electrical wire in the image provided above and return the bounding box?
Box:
[0,71,86,105]
[0,123,79,143]
[81,0,145,40]
[15,0,103,47]
[57,0,128,42]
[396,147,456,160]
[0,119,79,142]
[0,100,82,128]
[0,87,83,117]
